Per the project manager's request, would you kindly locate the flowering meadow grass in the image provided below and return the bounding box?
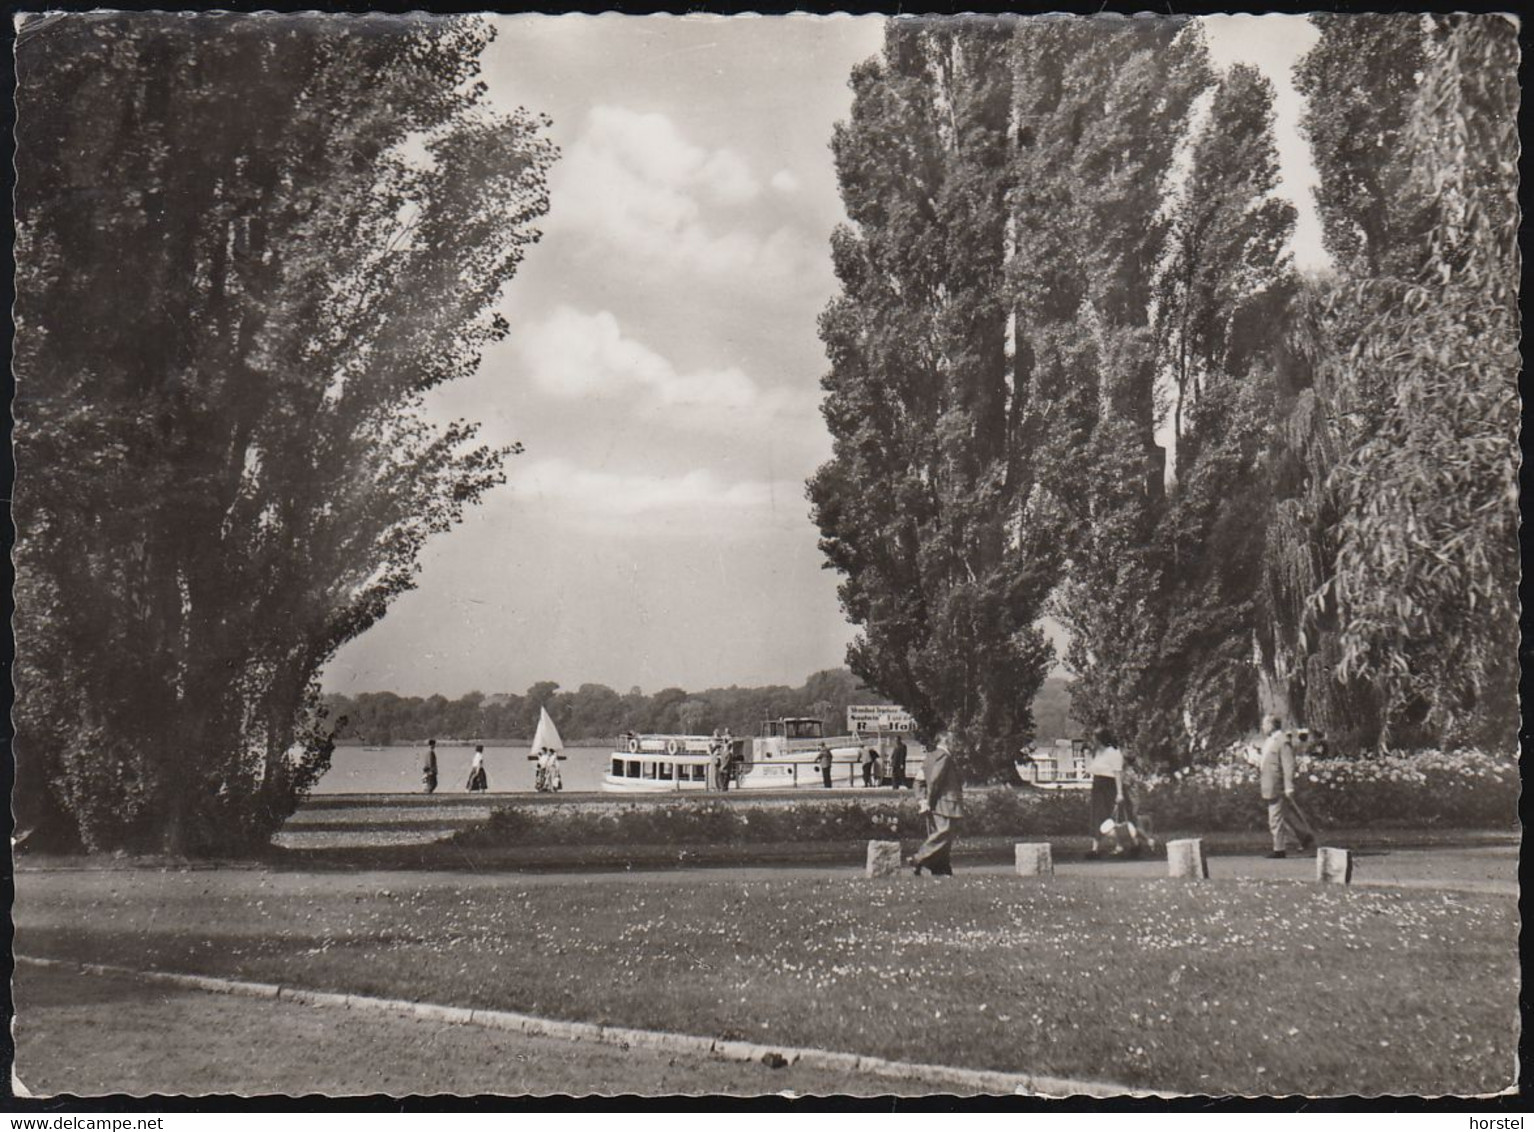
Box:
[17,867,1515,1096]
[450,749,1517,849]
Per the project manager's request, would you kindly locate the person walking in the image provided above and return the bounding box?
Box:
[1086,730,1127,859]
[816,742,833,789]
[535,747,563,792]
[1260,715,1315,858]
[466,744,488,793]
[890,736,909,789]
[860,745,877,787]
[421,739,438,795]
[908,730,963,876]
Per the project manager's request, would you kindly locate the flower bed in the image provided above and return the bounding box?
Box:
[1141,747,1520,831]
[451,749,1517,847]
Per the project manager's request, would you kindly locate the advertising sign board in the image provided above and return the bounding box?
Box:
[847,705,916,734]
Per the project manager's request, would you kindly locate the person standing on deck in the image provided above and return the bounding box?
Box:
[421,739,438,795]
[908,730,963,876]
[711,733,731,792]
[860,745,877,787]
[816,742,833,788]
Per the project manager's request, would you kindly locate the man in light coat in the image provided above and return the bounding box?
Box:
[909,730,963,876]
[1260,715,1315,858]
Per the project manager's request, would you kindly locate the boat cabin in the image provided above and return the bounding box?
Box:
[759,717,825,740]
[609,755,710,785]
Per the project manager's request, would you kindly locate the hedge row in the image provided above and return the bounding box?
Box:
[451,749,1518,848]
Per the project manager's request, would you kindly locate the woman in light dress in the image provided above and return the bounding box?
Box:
[1086,729,1152,859]
[466,744,489,793]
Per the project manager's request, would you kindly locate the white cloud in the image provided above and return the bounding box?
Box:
[516,305,815,422]
[509,457,802,526]
[770,169,801,194]
[548,105,811,279]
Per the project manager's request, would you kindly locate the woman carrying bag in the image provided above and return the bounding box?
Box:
[1085,730,1152,859]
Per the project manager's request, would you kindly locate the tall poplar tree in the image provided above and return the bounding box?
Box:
[1128,60,1298,762]
[13,13,556,853]
[810,18,1052,773]
[1010,19,1209,754]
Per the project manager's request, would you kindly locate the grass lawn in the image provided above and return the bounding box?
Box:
[13,963,939,1098]
[14,867,1516,1096]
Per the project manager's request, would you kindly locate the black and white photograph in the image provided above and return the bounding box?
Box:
[7,9,1521,1102]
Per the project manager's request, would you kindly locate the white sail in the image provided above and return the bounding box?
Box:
[530,706,564,755]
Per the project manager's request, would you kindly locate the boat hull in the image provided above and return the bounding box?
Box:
[602,756,924,793]
[603,727,925,794]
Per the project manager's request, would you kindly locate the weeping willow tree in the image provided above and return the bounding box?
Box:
[1269,13,1520,751]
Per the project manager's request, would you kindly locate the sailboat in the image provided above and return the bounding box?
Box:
[528,706,566,792]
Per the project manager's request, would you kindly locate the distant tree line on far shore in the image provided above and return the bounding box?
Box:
[324,670,1075,749]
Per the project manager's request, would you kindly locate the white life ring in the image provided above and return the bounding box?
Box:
[665,738,682,756]
[627,738,640,754]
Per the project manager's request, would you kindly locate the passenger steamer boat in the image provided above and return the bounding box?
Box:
[603,708,926,793]
[1014,738,1093,790]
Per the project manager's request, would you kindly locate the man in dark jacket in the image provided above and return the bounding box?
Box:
[815,743,833,788]
[909,731,963,875]
[890,736,909,789]
[421,739,438,795]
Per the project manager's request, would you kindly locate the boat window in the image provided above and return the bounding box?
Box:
[627,760,640,778]
[611,758,623,777]
[643,761,657,779]
[659,762,673,779]
[787,719,823,740]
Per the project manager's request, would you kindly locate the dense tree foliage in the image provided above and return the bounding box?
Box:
[811,19,1070,773]
[814,17,1213,773]
[815,13,1516,769]
[1011,20,1210,760]
[1282,14,1519,748]
[1112,59,1299,762]
[13,13,555,854]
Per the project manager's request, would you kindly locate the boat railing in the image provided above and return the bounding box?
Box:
[616,733,735,756]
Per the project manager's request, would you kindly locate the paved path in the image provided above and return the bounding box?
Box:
[22,842,1514,897]
[962,843,1519,897]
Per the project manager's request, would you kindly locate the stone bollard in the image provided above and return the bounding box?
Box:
[1316,846,1353,885]
[1166,838,1208,879]
[865,840,903,878]
[1014,843,1053,877]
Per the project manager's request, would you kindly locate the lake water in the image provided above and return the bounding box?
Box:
[312,741,934,795]
[312,744,615,795]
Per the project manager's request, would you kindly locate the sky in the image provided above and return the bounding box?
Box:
[322,13,1323,700]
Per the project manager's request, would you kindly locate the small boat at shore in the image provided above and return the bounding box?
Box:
[528,706,567,792]
[603,716,925,793]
